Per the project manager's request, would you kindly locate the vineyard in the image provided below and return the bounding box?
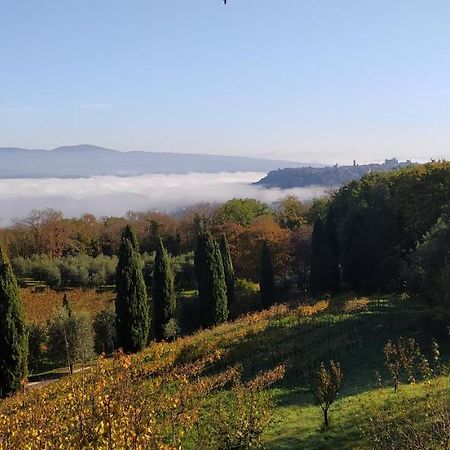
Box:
[0,294,448,448]
[21,288,114,325]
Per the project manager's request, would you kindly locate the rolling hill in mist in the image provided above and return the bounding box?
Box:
[0,145,309,178]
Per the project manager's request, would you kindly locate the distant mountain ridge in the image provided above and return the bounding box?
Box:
[0,145,311,178]
[255,158,414,188]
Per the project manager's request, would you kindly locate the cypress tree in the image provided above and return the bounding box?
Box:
[194,231,228,327]
[153,237,177,341]
[62,293,72,317]
[115,225,149,353]
[260,241,275,308]
[0,246,28,397]
[219,234,235,307]
[324,212,340,293]
[310,216,340,296]
[310,218,327,295]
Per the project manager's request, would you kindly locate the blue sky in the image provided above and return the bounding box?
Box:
[1,0,450,164]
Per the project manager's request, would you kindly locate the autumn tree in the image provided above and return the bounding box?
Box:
[153,237,177,341]
[219,234,235,307]
[235,216,290,281]
[115,225,150,353]
[310,361,343,428]
[260,241,275,308]
[0,246,28,397]
[194,231,228,326]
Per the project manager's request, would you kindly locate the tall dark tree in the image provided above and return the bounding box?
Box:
[153,237,177,341]
[62,293,72,317]
[115,225,150,353]
[310,218,326,295]
[324,211,341,292]
[0,246,28,397]
[194,231,228,327]
[219,234,235,307]
[309,216,340,296]
[260,241,275,308]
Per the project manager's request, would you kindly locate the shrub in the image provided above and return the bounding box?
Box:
[13,254,118,288]
[27,323,49,373]
[163,318,180,341]
[93,308,117,355]
[231,278,260,318]
[30,256,61,287]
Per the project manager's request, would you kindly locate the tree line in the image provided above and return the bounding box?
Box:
[0,197,322,292]
[310,161,450,317]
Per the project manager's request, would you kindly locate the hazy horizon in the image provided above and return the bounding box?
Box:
[0,143,433,167]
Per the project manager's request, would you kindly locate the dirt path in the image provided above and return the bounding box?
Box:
[26,366,92,390]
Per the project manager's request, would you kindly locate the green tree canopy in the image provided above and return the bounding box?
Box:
[47,308,94,375]
[276,195,307,230]
[215,198,271,227]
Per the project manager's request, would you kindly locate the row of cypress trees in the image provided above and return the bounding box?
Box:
[115,225,179,353]
[115,225,275,354]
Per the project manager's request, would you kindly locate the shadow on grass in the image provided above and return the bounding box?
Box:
[204,306,429,389]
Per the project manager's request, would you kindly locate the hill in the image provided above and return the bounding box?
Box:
[255,158,413,188]
[0,145,310,178]
[0,294,448,449]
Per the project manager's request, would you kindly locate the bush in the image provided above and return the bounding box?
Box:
[27,323,49,374]
[163,318,180,342]
[93,308,117,355]
[30,256,61,287]
[230,278,260,318]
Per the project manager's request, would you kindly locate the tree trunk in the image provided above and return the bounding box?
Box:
[323,408,329,428]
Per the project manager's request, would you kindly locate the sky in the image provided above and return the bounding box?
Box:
[1,0,450,164]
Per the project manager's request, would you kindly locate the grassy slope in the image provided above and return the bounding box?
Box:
[3,294,449,448]
[259,298,450,449]
[174,294,448,449]
[265,376,450,449]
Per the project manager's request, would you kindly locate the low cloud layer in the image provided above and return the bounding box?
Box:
[0,172,325,225]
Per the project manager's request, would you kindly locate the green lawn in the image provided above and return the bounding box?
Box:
[265,377,450,449]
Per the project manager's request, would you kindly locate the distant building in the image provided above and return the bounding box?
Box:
[384,158,399,167]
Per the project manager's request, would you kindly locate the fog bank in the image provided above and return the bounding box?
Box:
[0,172,326,225]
